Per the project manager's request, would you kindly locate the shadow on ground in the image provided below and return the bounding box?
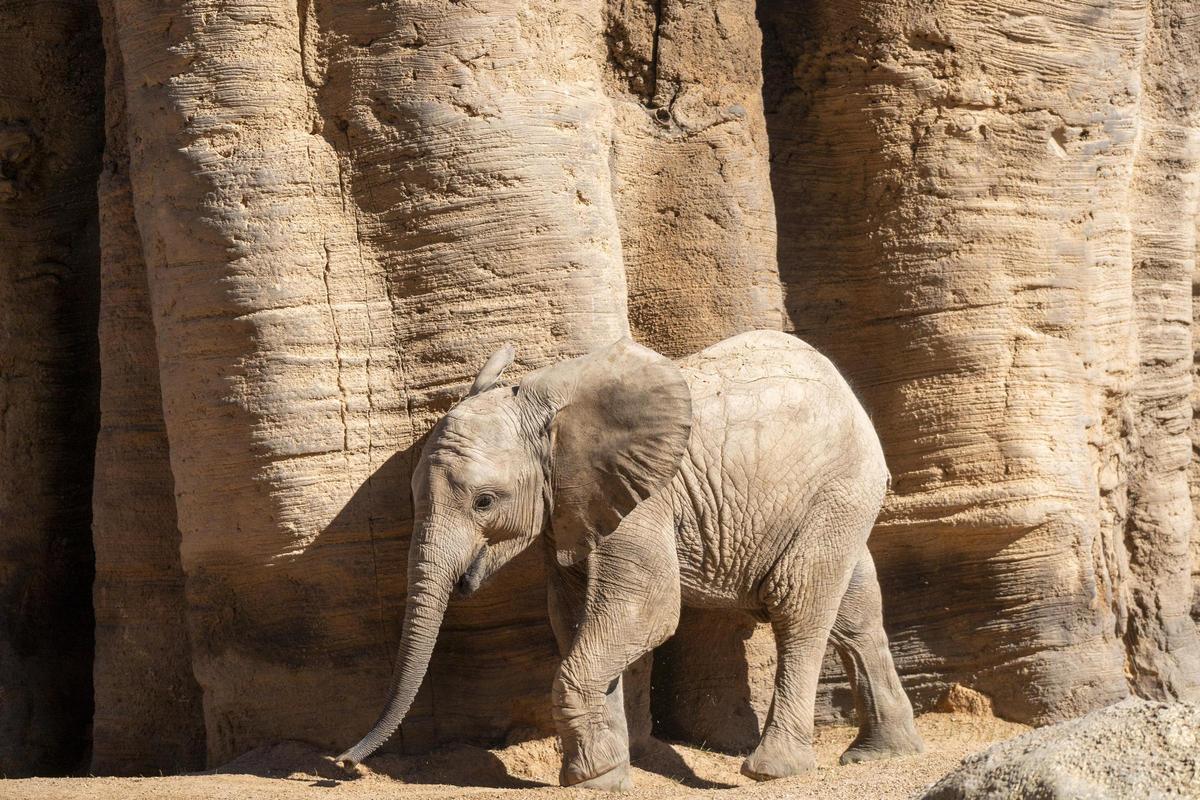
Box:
[211,740,545,789]
[633,739,739,790]
[208,736,750,791]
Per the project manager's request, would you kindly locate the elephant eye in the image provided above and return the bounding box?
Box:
[473,493,496,513]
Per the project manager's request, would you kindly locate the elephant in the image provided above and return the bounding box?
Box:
[336,330,924,788]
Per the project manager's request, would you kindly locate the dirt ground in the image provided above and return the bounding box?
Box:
[1,713,1027,800]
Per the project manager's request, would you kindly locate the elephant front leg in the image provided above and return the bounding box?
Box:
[550,500,681,790]
[552,673,632,790]
[547,564,631,787]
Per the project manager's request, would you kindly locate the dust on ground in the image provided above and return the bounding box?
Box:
[1,713,1028,800]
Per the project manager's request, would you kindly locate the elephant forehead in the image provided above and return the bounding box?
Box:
[426,449,519,492]
[426,416,525,475]
[438,408,520,447]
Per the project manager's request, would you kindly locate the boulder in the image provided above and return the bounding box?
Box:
[920,699,1200,799]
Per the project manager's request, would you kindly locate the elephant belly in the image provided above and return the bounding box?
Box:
[669,331,888,612]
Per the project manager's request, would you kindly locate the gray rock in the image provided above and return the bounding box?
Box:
[920,699,1200,799]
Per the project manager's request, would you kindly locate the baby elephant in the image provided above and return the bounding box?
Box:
[337,330,923,788]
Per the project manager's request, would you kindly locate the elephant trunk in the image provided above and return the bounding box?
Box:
[336,526,462,765]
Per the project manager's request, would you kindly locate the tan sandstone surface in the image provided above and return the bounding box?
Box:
[0,713,1028,800]
[1,0,1198,780]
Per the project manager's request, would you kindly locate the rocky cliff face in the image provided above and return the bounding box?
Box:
[762,0,1200,725]
[88,0,206,773]
[0,0,102,777]
[0,0,1196,776]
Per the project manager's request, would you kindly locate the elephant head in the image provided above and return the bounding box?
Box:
[336,338,692,765]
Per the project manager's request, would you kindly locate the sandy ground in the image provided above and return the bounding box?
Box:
[1,713,1027,800]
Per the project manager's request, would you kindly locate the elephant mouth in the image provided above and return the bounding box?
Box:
[455,549,487,598]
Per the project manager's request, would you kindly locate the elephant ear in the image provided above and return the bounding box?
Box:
[532,339,692,567]
[469,344,516,396]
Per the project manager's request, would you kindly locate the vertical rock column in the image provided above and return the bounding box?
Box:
[110,0,374,763]
[0,0,103,776]
[89,0,206,774]
[311,0,633,749]
[603,0,783,356]
[761,0,1199,723]
[111,0,630,763]
[1124,0,1200,699]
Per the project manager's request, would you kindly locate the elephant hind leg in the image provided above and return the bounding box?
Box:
[739,609,831,781]
[741,543,856,783]
[830,550,924,764]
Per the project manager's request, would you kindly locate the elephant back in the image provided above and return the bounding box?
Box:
[676,330,888,492]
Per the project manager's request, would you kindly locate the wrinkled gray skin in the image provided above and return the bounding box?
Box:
[337,330,923,788]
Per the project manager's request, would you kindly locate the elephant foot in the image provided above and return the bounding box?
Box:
[740,741,816,781]
[839,720,925,765]
[569,761,633,792]
[560,724,632,791]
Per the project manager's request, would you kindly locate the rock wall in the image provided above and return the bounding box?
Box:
[1,0,1198,776]
[1123,0,1200,703]
[88,0,206,774]
[602,0,783,355]
[0,0,103,777]
[102,0,637,767]
[759,0,1200,725]
[659,0,1200,745]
